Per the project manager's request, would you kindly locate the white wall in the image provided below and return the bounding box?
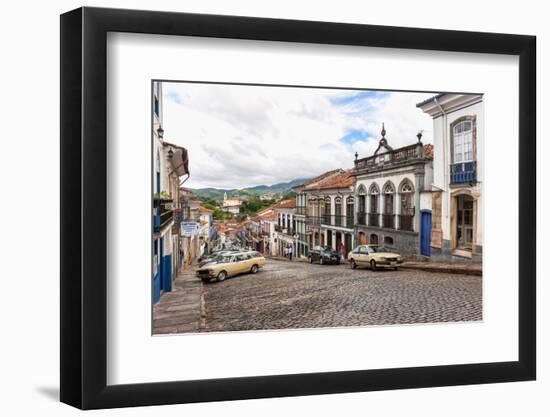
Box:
[431,101,484,244]
[0,1,546,417]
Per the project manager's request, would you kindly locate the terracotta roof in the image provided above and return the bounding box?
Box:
[423,144,434,158]
[295,169,341,188]
[273,199,296,209]
[198,206,214,213]
[296,169,354,191]
[261,212,278,221]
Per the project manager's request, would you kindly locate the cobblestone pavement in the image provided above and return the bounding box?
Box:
[200,259,482,332]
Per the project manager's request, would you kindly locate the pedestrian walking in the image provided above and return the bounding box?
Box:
[283,245,288,259]
[340,241,347,260]
[288,245,293,261]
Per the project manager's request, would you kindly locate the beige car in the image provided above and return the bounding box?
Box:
[347,245,403,271]
[196,251,266,283]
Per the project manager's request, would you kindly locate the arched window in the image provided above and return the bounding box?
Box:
[453,120,474,163]
[334,197,342,226]
[399,179,414,231]
[382,181,396,229]
[450,116,477,184]
[346,196,354,228]
[323,197,331,224]
[368,183,380,227]
[356,185,367,225]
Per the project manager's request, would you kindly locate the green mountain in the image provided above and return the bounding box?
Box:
[189,178,307,202]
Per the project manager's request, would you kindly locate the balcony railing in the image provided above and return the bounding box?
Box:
[382,214,395,229]
[368,213,380,227]
[357,212,367,225]
[276,225,295,236]
[399,215,414,232]
[305,216,321,227]
[319,215,353,229]
[450,161,477,184]
[153,198,174,232]
[354,143,429,171]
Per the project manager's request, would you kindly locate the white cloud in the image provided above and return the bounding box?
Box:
[162,82,435,189]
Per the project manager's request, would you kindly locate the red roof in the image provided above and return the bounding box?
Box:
[296,169,354,191]
[273,199,296,209]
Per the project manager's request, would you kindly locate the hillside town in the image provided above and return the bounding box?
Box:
[152,81,483,332]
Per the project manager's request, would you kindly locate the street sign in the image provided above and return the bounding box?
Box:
[181,221,200,236]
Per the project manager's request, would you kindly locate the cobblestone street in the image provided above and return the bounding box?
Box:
[154,258,482,334]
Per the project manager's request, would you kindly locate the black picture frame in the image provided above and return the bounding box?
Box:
[60,6,536,410]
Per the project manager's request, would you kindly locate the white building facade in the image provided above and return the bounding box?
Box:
[417,93,483,262]
[352,126,433,257]
[221,192,242,214]
[293,169,355,259]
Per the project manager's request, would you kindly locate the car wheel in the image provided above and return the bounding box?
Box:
[250,264,259,274]
[350,259,357,269]
[370,260,377,272]
[217,271,227,282]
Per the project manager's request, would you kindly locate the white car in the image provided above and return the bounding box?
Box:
[347,245,403,271]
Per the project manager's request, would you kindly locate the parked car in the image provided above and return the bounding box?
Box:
[196,251,266,283]
[198,250,238,267]
[308,245,341,265]
[347,245,402,271]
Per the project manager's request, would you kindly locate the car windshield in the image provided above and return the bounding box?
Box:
[369,246,389,253]
[320,246,333,252]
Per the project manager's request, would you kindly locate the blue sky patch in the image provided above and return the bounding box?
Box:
[330,90,389,107]
[339,128,373,144]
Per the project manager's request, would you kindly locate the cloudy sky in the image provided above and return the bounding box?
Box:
[162,82,435,189]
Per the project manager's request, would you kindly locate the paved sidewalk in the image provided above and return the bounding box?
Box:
[153,266,205,334]
[400,261,482,276]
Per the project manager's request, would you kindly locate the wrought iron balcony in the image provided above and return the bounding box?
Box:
[399,215,414,232]
[368,213,380,227]
[319,215,353,229]
[450,161,477,184]
[357,212,367,225]
[153,197,174,232]
[382,214,395,229]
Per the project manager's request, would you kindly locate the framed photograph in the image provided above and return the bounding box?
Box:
[60,7,536,409]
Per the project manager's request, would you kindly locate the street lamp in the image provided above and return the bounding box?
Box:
[157,126,164,139]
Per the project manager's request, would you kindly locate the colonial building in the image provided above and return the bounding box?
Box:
[272,199,297,256]
[152,81,189,304]
[293,169,355,259]
[352,125,433,256]
[417,93,483,262]
[179,189,202,267]
[221,192,242,214]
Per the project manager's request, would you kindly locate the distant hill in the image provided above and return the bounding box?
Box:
[189,178,307,202]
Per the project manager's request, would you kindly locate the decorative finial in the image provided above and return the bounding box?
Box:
[354,151,358,161]
[417,131,423,143]
[381,123,386,138]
